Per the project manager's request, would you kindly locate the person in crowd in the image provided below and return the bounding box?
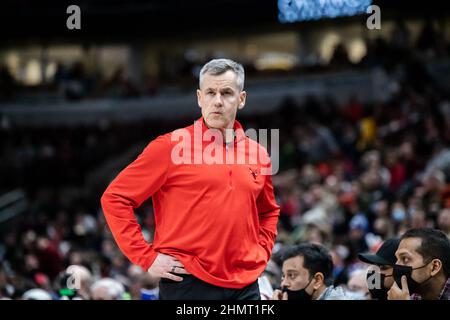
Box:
[272,243,352,300]
[388,228,450,300]
[358,238,400,300]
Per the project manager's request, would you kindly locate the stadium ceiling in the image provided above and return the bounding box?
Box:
[0,0,449,43]
[0,0,276,42]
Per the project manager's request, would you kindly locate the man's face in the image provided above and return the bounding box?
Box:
[347,271,369,294]
[197,70,246,130]
[379,265,394,288]
[281,256,313,293]
[395,237,432,284]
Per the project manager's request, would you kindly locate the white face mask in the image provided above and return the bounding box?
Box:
[346,290,369,300]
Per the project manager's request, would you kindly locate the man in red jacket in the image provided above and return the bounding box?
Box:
[101,58,280,300]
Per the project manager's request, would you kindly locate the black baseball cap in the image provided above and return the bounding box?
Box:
[358,238,400,266]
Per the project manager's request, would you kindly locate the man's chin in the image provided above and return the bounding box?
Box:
[205,118,226,130]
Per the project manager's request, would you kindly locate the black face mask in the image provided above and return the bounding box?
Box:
[392,263,432,294]
[282,277,314,300]
[366,271,391,300]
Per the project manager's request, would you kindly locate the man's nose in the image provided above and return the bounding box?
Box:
[213,93,223,106]
[281,278,289,288]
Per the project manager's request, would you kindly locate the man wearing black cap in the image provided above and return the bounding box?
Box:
[358,238,400,300]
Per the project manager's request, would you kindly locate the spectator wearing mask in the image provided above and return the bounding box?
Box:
[90,278,125,300]
[346,268,370,299]
[272,243,351,300]
[358,238,400,300]
[59,265,93,300]
[388,228,450,300]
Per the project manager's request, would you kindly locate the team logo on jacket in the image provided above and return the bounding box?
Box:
[249,167,259,180]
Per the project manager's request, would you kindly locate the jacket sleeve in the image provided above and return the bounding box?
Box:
[100,134,171,271]
[256,159,280,263]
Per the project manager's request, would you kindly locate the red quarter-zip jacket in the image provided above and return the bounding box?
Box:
[100,117,280,289]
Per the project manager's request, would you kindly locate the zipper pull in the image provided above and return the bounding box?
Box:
[249,168,258,179]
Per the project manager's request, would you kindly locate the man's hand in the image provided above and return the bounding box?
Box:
[147,253,190,282]
[272,289,288,300]
[387,276,411,300]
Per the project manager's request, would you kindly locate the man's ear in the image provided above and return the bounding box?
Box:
[197,89,202,108]
[430,259,442,276]
[238,91,246,110]
[312,273,324,290]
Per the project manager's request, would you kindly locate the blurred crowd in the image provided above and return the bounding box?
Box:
[1,19,450,103]
[1,29,450,300]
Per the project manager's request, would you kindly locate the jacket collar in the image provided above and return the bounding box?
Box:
[196,116,246,144]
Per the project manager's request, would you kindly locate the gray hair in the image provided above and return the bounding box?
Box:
[90,278,125,300]
[199,58,245,91]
